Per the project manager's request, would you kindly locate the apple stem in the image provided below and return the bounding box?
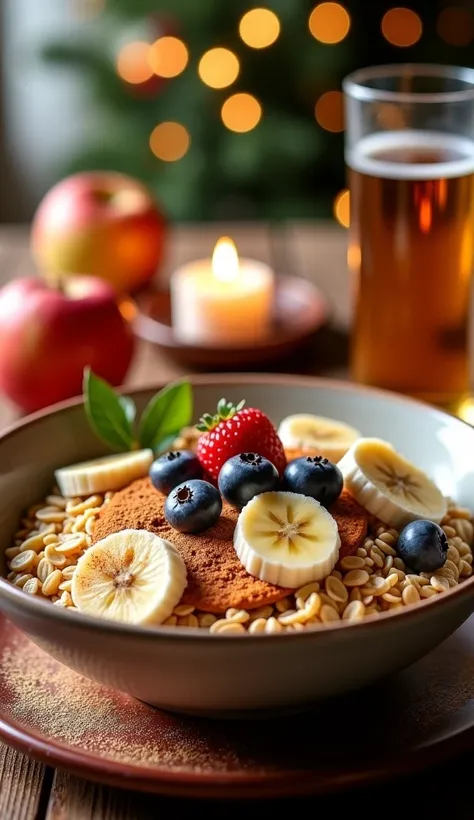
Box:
[49,274,65,295]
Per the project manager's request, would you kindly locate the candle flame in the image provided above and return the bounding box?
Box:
[212,237,239,283]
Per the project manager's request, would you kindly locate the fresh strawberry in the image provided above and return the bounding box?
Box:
[196,398,287,481]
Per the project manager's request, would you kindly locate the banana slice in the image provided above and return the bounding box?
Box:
[338,438,447,529]
[278,414,360,462]
[234,491,340,588]
[55,449,153,496]
[71,529,187,626]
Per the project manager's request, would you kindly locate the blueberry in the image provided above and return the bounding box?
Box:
[396,520,448,574]
[282,456,343,507]
[149,450,202,495]
[218,452,279,509]
[164,479,222,534]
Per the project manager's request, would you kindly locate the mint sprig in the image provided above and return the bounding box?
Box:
[83,367,193,454]
[84,368,134,451]
[138,380,192,451]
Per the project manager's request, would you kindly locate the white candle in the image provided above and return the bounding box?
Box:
[170,237,274,346]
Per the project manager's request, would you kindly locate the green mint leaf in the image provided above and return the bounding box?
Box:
[83,367,134,452]
[138,381,193,451]
[118,395,137,428]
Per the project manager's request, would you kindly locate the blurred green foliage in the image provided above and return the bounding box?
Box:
[39,0,356,221]
[40,0,463,222]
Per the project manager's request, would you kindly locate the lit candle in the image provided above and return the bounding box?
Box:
[170,237,274,346]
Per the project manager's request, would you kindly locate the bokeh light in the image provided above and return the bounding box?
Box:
[239,8,281,49]
[437,7,474,47]
[315,90,344,132]
[347,242,361,271]
[116,42,153,85]
[150,122,190,161]
[221,93,262,133]
[381,8,422,47]
[148,36,189,78]
[334,189,350,228]
[198,48,240,89]
[309,3,351,44]
[457,396,474,425]
[375,102,406,130]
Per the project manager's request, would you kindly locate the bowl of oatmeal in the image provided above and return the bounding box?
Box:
[0,374,473,716]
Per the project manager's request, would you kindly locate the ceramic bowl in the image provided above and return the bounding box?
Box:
[0,375,473,717]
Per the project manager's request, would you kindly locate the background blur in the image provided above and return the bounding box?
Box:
[2,0,474,225]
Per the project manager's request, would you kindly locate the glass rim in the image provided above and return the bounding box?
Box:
[343,63,474,104]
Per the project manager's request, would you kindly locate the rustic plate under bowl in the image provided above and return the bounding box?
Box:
[133,275,329,369]
[2,614,474,798]
[1,377,474,717]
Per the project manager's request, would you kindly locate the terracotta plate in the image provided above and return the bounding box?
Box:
[133,276,329,369]
[1,615,474,797]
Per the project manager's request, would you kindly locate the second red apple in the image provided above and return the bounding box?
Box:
[31,172,166,294]
[0,277,134,413]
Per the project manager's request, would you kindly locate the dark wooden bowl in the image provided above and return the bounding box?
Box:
[133,275,330,369]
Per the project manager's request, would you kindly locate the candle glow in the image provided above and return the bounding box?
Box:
[170,237,274,347]
[212,237,240,283]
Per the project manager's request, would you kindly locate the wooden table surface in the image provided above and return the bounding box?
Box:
[0,223,472,819]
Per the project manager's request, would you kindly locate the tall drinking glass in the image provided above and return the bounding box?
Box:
[343,64,474,415]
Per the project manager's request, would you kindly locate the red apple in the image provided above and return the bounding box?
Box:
[31,172,166,294]
[0,276,135,413]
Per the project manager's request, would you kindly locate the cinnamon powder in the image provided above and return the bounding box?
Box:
[94,480,368,613]
[94,478,291,613]
[331,491,368,558]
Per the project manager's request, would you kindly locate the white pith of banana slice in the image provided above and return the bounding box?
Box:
[277,414,361,462]
[71,529,187,626]
[338,437,447,529]
[55,449,153,496]
[234,491,340,589]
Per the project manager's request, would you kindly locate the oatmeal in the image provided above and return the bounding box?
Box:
[4,383,473,633]
[5,490,472,632]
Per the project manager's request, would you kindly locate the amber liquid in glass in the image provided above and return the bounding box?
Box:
[348,131,474,412]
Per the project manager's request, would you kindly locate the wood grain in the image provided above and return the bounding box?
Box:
[0,746,47,820]
[46,772,155,820]
[43,759,474,820]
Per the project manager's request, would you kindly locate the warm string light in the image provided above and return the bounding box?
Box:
[309,3,351,44]
[148,36,189,78]
[221,93,262,133]
[239,8,281,48]
[334,189,350,228]
[198,48,240,89]
[116,42,153,84]
[457,397,474,425]
[315,90,344,132]
[347,242,361,271]
[375,102,406,130]
[437,7,474,46]
[381,8,422,47]
[150,122,190,161]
